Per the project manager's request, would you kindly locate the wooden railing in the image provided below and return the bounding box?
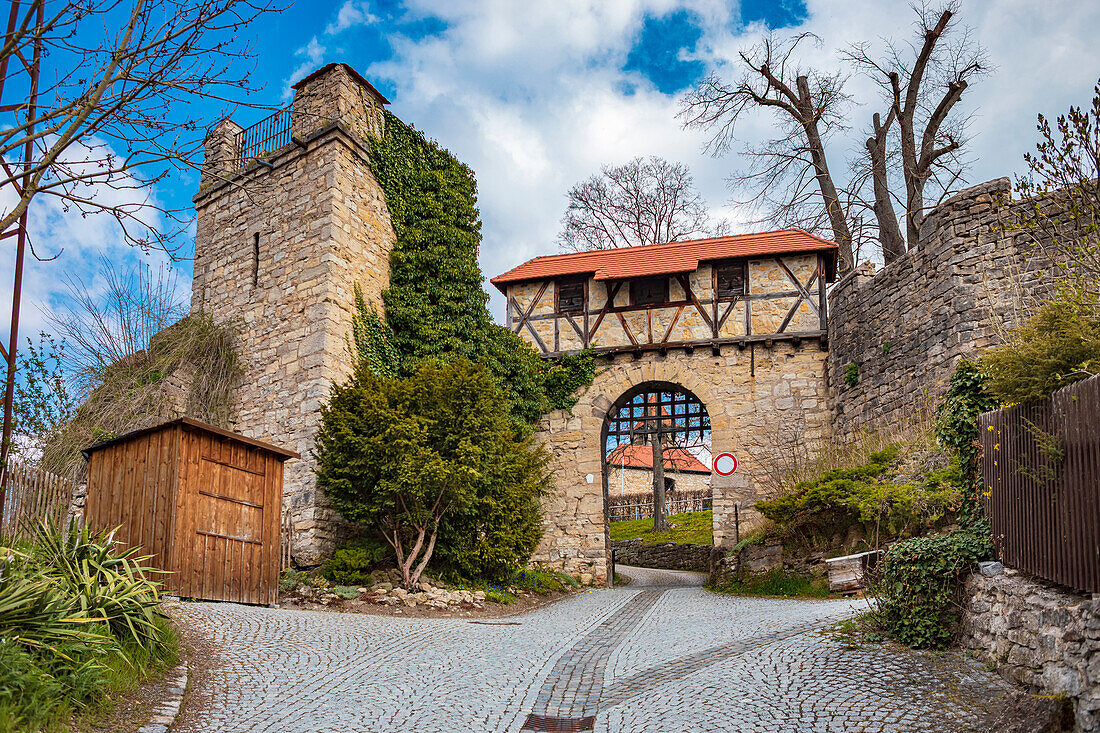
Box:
[0,462,76,539]
[608,489,712,523]
[979,374,1100,594]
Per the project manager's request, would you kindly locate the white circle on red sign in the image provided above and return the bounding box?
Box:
[713,453,738,476]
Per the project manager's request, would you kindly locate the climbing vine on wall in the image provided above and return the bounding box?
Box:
[361,111,594,425]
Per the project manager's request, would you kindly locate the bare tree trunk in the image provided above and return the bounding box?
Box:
[866,111,906,262]
[651,428,668,533]
[797,76,854,270]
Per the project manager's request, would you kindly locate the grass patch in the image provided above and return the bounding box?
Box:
[609,510,712,545]
[709,569,831,599]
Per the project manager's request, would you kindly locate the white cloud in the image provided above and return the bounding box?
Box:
[283,36,327,100]
[326,0,379,35]
[359,0,1100,323]
[0,138,184,350]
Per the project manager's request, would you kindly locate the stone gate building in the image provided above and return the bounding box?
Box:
[192,61,1050,579]
[490,234,837,581]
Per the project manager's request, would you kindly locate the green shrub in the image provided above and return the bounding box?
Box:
[755,447,960,540]
[874,526,992,648]
[981,293,1100,405]
[26,522,168,652]
[0,522,177,731]
[316,360,549,588]
[320,536,391,586]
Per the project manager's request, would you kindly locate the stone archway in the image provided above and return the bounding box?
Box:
[531,353,750,585]
[600,382,712,562]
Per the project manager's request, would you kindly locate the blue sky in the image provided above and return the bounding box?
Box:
[4,0,1100,340]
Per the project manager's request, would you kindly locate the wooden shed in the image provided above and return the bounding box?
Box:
[83,417,298,605]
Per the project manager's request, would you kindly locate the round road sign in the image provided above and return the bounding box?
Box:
[713,452,738,476]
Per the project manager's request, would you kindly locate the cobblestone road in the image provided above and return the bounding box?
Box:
[171,565,1014,732]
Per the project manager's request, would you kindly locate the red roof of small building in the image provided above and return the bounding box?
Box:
[606,444,709,473]
[490,229,838,293]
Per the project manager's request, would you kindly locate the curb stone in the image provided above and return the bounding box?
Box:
[137,662,188,733]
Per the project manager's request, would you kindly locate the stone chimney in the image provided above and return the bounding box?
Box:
[200,118,243,188]
[290,62,389,143]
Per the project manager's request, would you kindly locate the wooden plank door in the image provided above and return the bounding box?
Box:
[174,436,274,605]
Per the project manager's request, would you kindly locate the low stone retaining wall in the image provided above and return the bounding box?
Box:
[611,539,721,573]
[961,566,1100,732]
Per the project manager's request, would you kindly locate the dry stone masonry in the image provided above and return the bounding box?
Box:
[192,63,395,566]
[961,567,1100,732]
[827,178,1057,437]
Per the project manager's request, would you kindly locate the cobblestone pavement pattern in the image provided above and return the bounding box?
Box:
[171,565,1015,732]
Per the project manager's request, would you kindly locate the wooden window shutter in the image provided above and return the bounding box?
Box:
[716,261,747,298]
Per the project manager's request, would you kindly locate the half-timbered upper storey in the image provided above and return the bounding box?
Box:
[490,230,838,357]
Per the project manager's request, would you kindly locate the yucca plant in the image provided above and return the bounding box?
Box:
[26,521,169,652]
[0,550,106,657]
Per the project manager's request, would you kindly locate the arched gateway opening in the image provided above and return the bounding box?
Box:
[601,382,711,581]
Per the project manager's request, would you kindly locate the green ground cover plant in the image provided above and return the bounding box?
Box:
[609,510,713,545]
[755,445,961,545]
[873,360,997,649]
[0,521,178,732]
[710,569,830,599]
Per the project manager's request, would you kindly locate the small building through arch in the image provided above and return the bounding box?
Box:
[601,382,712,545]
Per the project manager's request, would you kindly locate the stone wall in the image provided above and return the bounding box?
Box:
[611,539,721,573]
[827,178,1057,436]
[532,342,831,583]
[606,466,709,498]
[961,567,1100,731]
[192,64,395,565]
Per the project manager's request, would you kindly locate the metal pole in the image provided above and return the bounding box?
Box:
[0,0,42,525]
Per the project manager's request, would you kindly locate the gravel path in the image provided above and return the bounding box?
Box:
[170,566,1014,732]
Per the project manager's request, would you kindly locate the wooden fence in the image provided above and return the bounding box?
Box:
[979,374,1100,594]
[608,489,712,523]
[0,462,76,539]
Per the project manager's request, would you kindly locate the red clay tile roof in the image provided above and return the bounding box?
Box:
[606,443,709,473]
[490,229,838,293]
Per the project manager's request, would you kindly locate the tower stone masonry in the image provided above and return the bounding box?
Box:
[192,63,395,565]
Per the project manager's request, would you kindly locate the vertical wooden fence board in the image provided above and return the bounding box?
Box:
[980,374,1100,593]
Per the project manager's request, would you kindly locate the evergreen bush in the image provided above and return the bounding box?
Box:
[981,292,1100,405]
[320,535,392,586]
[315,360,549,587]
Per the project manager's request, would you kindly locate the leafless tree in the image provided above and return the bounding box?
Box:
[48,258,185,391]
[0,0,279,257]
[557,156,727,252]
[845,3,987,260]
[680,4,985,269]
[679,33,855,268]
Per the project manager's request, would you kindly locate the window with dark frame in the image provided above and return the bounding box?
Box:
[557,278,585,314]
[716,261,747,298]
[629,277,668,306]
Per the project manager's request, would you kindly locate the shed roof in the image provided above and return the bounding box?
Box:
[82,417,299,460]
[489,229,838,293]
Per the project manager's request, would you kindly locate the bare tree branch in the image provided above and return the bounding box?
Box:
[0,0,281,256]
[557,156,727,251]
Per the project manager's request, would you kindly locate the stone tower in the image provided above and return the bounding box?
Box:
[192,63,396,565]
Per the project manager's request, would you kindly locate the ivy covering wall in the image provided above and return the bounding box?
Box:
[360,110,593,425]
